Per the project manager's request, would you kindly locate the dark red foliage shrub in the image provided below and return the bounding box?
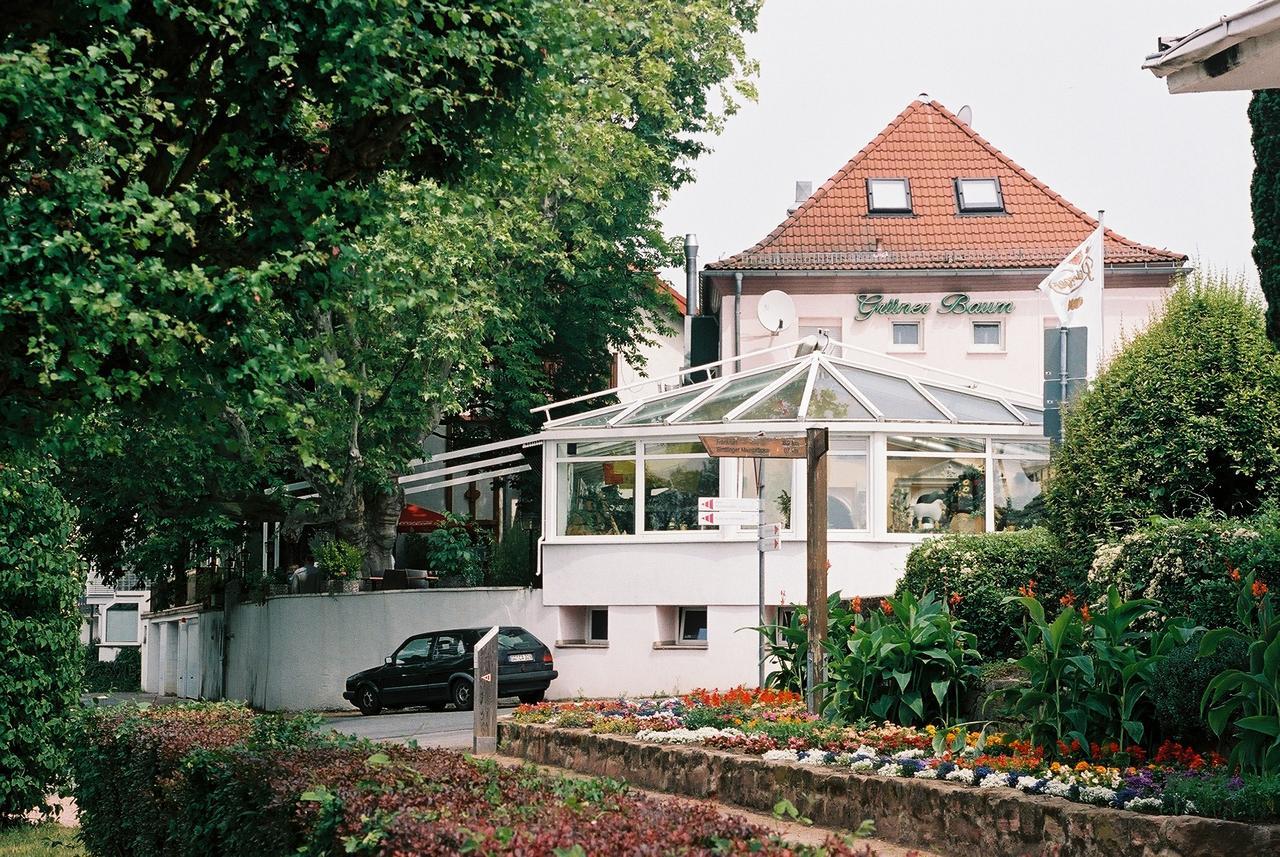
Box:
[73,703,877,857]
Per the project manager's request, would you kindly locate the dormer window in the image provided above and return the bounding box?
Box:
[956,178,1004,213]
[867,178,912,214]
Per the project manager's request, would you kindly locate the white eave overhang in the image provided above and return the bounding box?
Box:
[1144,0,1280,93]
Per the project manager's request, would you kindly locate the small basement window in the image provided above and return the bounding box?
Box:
[679,607,708,644]
[955,178,1004,213]
[588,607,609,643]
[891,322,921,348]
[867,178,912,214]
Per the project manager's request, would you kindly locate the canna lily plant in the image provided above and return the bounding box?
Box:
[1200,571,1280,774]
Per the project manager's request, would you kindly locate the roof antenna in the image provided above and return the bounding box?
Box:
[957,105,972,126]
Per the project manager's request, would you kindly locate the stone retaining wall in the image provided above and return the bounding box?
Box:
[499,722,1280,857]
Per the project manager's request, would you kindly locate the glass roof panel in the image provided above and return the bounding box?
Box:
[805,369,875,420]
[614,385,711,426]
[676,366,794,422]
[1018,407,1044,426]
[835,366,946,420]
[554,404,626,427]
[736,368,811,420]
[922,385,1018,423]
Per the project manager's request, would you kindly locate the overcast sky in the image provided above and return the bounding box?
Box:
[659,1,1256,287]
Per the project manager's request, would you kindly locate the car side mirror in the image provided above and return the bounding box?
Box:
[384,655,394,665]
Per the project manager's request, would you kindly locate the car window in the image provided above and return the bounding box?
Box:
[497,628,541,650]
[433,633,465,659]
[397,637,432,664]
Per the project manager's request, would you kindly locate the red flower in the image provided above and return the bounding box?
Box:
[1017,579,1037,598]
[1080,604,1092,623]
[1253,579,1269,599]
[1059,591,1076,608]
[1229,566,1241,582]
[949,591,962,608]
[880,598,894,616]
[850,595,863,614]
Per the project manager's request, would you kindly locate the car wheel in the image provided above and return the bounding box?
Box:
[356,684,382,716]
[518,690,545,704]
[451,679,474,711]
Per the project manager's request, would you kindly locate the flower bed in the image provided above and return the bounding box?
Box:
[511,688,1280,822]
[71,702,885,857]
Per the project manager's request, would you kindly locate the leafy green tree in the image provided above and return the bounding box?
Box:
[1,0,551,449]
[1046,275,1280,555]
[1251,89,1280,347]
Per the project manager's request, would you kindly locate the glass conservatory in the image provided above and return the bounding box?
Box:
[536,346,1050,543]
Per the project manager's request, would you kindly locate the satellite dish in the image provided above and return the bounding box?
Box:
[957,105,973,126]
[757,290,797,335]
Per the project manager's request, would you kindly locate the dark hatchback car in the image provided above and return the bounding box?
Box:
[343,626,557,715]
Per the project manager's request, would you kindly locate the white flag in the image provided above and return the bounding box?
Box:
[1038,225,1105,378]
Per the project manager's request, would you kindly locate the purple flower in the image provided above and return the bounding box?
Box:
[1228,775,1245,792]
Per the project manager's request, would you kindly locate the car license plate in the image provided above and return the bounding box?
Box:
[509,653,534,662]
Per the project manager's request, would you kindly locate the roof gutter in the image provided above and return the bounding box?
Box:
[702,262,1187,278]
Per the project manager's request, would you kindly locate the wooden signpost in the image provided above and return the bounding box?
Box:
[473,625,499,753]
[699,430,830,714]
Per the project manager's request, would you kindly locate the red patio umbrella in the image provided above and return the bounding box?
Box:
[396,504,446,533]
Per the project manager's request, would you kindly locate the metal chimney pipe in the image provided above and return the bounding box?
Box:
[683,233,698,370]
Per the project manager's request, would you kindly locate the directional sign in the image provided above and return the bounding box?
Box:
[697,510,757,527]
[700,434,808,459]
[757,536,781,552]
[698,496,761,513]
[480,673,492,683]
[758,522,782,539]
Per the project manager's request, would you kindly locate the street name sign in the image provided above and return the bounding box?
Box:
[758,535,781,552]
[758,522,781,538]
[699,434,808,459]
[697,496,760,513]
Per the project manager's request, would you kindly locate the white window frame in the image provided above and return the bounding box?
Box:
[955,177,1005,213]
[677,606,708,646]
[970,320,1005,352]
[889,321,923,352]
[867,178,913,214]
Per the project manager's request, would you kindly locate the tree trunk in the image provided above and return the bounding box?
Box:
[361,482,403,577]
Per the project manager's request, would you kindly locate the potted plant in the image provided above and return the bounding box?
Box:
[310,534,365,594]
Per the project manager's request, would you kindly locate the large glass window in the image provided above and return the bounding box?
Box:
[994,440,1050,531]
[644,441,718,531]
[828,456,869,531]
[867,178,912,213]
[104,604,138,644]
[887,437,986,534]
[558,440,636,535]
[740,457,795,529]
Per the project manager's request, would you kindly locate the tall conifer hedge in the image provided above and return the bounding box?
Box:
[1252,89,1280,347]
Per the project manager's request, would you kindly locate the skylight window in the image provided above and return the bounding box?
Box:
[956,178,1004,213]
[867,179,912,214]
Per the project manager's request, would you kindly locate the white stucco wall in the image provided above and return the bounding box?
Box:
[221,587,557,711]
[728,286,1169,393]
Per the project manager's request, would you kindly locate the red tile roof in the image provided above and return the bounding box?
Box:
[708,100,1186,272]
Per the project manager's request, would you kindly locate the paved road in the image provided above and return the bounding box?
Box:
[322,703,519,748]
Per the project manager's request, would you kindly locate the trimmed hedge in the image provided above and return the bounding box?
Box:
[0,457,84,822]
[82,646,141,693]
[1087,515,1278,631]
[897,527,1071,660]
[72,703,876,857]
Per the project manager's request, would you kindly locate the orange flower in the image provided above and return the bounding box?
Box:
[1230,567,1241,582]
[1080,604,1092,623]
[1017,579,1037,598]
[1059,591,1076,608]
[880,598,894,615]
[949,591,962,608]
[1253,579,1269,598]
[850,595,863,614]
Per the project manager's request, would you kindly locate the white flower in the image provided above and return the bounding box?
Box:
[1185,801,1198,815]
[945,768,975,785]
[763,749,800,763]
[635,726,742,744]
[892,748,924,760]
[979,774,1011,789]
[913,767,939,779]
[1015,776,1040,792]
[796,751,829,766]
[850,758,876,772]
[1126,797,1163,814]
[1079,786,1116,806]
[854,745,879,758]
[1045,781,1073,798]
[876,762,905,777]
